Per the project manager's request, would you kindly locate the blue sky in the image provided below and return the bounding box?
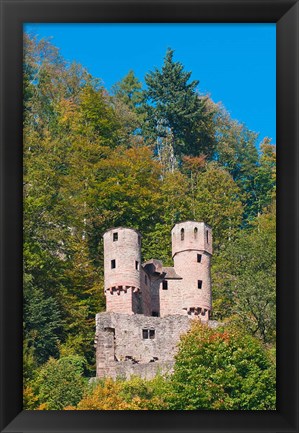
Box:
[24,23,276,144]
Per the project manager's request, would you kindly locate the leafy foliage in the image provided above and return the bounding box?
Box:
[24,278,63,365]
[23,34,276,410]
[168,322,276,410]
[212,204,276,343]
[34,356,87,410]
[66,376,167,410]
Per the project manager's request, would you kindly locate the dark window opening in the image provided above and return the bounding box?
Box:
[152,311,159,317]
[149,329,155,339]
[197,254,202,263]
[103,327,115,334]
[135,261,139,270]
[206,230,209,243]
[198,280,202,289]
[113,232,118,241]
[162,280,168,290]
[138,235,141,245]
[194,227,198,238]
[111,259,116,269]
[142,329,155,339]
[181,228,184,241]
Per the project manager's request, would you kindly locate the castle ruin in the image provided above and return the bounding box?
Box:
[95,221,213,379]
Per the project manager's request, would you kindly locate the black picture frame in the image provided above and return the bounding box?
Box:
[0,1,298,432]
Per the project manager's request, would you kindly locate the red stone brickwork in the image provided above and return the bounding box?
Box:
[103,227,141,314]
[97,221,214,379]
[102,221,212,318]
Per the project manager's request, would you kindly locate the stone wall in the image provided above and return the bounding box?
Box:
[172,221,213,257]
[171,221,212,316]
[173,250,211,315]
[95,312,191,379]
[110,360,175,380]
[159,279,184,317]
[140,267,152,316]
[96,221,214,380]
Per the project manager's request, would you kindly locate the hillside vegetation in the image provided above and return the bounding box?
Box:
[23,34,276,410]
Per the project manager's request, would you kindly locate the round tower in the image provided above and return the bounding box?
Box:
[103,227,142,314]
[172,221,212,320]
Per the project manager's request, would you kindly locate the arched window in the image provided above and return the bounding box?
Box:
[194,227,198,239]
[181,228,184,241]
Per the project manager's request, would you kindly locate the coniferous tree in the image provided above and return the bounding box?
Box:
[112,70,143,111]
[23,34,276,410]
[143,48,215,160]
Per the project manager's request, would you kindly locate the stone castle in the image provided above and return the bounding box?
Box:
[95,221,213,379]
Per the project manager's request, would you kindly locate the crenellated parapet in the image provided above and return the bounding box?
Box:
[103,227,142,314]
[102,221,212,318]
[97,221,215,380]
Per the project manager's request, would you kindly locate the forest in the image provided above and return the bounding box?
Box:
[23,33,276,410]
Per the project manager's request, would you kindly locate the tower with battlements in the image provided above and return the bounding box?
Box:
[95,221,214,379]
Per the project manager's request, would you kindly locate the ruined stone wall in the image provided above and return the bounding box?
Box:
[110,360,174,380]
[95,312,190,378]
[96,220,214,379]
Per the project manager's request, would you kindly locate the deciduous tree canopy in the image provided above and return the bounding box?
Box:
[23,34,276,410]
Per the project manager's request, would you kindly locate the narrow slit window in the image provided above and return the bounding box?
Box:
[135,261,139,270]
[198,280,202,289]
[113,232,118,241]
[197,254,202,263]
[206,230,209,243]
[162,280,168,290]
[138,235,141,245]
[142,329,148,339]
[181,228,184,241]
[111,259,116,269]
[194,227,198,238]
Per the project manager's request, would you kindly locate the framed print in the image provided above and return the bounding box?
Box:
[0,0,298,432]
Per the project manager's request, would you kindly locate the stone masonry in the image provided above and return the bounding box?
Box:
[95,221,213,379]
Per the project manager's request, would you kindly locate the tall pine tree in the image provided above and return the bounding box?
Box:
[143,48,215,160]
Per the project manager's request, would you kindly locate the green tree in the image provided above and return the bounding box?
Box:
[143,48,215,159]
[112,70,143,111]
[34,355,87,410]
[213,104,259,220]
[24,277,63,365]
[24,33,92,137]
[255,138,276,213]
[93,145,163,241]
[188,162,244,250]
[143,169,191,264]
[168,321,276,410]
[66,376,169,410]
[212,204,276,343]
